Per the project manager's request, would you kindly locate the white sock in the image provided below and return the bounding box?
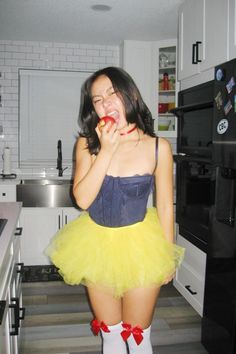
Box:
[127,325,153,354]
[102,322,127,354]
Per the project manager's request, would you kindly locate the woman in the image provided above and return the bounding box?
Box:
[46,67,184,354]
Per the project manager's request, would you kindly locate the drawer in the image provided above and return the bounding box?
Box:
[175,262,205,316]
[0,185,16,202]
[177,234,206,275]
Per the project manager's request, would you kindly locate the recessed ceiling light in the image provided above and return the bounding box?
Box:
[91,4,112,12]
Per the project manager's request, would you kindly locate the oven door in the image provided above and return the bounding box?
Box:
[175,157,216,252]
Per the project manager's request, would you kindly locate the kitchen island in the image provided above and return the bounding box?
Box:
[0,202,24,354]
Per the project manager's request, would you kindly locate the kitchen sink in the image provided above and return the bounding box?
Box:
[16,179,77,207]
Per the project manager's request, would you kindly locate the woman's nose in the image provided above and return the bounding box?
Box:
[103,95,112,107]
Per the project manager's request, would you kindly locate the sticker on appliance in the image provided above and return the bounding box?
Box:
[226,76,235,94]
[215,91,223,109]
[224,100,232,115]
[217,119,229,135]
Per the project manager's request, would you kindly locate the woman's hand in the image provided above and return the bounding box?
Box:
[95,121,120,155]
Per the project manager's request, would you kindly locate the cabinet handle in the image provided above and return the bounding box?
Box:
[9,297,20,336]
[196,41,202,62]
[0,300,6,323]
[185,285,197,295]
[14,227,23,236]
[192,43,197,64]
[16,262,24,275]
[65,215,68,224]
[58,214,61,229]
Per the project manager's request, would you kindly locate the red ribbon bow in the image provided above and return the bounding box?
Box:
[91,319,110,335]
[121,323,144,345]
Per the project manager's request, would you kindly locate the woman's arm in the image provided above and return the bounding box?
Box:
[155,138,174,243]
[73,123,119,210]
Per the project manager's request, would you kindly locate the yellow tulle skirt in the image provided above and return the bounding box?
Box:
[45,208,185,297]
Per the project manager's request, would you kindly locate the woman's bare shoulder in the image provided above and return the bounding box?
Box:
[158,137,172,154]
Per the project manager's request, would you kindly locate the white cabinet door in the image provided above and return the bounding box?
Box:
[178,0,203,80]
[62,207,80,225]
[229,0,236,59]
[0,301,11,354]
[174,234,206,316]
[0,185,16,202]
[178,0,229,81]
[19,207,81,265]
[19,208,60,265]
[201,0,229,71]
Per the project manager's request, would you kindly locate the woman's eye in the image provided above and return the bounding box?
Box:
[93,98,102,104]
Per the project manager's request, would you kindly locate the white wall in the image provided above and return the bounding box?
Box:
[0,39,120,171]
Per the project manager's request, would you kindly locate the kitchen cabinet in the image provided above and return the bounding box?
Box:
[0,203,24,354]
[173,233,206,316]
[19,207,80,265]
[0,184,16,202]
[121,39,178,137]
[178,0,229,81]
[229,0,236,59]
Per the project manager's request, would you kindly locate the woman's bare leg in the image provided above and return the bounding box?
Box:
[122,287,161,353]
[87,286,127,354]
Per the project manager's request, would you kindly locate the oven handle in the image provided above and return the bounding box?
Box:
[173,155,212,164]
[169,100,213,116]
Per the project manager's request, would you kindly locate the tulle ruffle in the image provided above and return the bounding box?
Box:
[45,208,185,297]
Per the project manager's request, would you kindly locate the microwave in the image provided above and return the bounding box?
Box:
[171,81,214,159]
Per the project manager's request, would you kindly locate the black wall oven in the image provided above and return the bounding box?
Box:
[172,80,214,160]
[175,157,216,253]
[172,80,215,253]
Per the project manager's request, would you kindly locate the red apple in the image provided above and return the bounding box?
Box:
[98,116,116,131]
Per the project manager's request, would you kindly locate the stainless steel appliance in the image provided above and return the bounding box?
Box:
[201,58,236,354]
[173,61,236,352]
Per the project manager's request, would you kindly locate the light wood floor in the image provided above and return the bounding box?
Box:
[19,281,208,354]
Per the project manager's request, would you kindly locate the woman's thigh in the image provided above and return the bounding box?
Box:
[122,286,161,328]
[87,286,122,325]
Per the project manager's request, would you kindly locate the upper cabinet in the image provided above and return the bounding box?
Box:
[229,0,236,59]
[178,0,229,81]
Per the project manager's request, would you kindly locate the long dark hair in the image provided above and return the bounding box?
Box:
[79,66,155,154]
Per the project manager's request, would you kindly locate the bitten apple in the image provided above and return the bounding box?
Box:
[98,116,116,131]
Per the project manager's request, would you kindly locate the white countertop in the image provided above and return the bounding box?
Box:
[0,202,22,268]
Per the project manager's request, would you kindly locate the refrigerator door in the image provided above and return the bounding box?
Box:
[213,58,236,169]
[202,167,236,354]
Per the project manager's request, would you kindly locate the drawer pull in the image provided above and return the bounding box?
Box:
[15,227,23,236]
[16,262,24,275]
[185,285,197,295]
[9,297,19,336]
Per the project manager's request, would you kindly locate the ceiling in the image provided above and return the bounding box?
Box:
[0,0,184,45]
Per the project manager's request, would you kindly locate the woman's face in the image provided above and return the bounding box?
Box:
[91,75,127,130]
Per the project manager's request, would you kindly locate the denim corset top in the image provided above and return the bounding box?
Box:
[88,174,154,227]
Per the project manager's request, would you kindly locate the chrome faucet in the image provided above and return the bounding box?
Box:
[56,139,63,177]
